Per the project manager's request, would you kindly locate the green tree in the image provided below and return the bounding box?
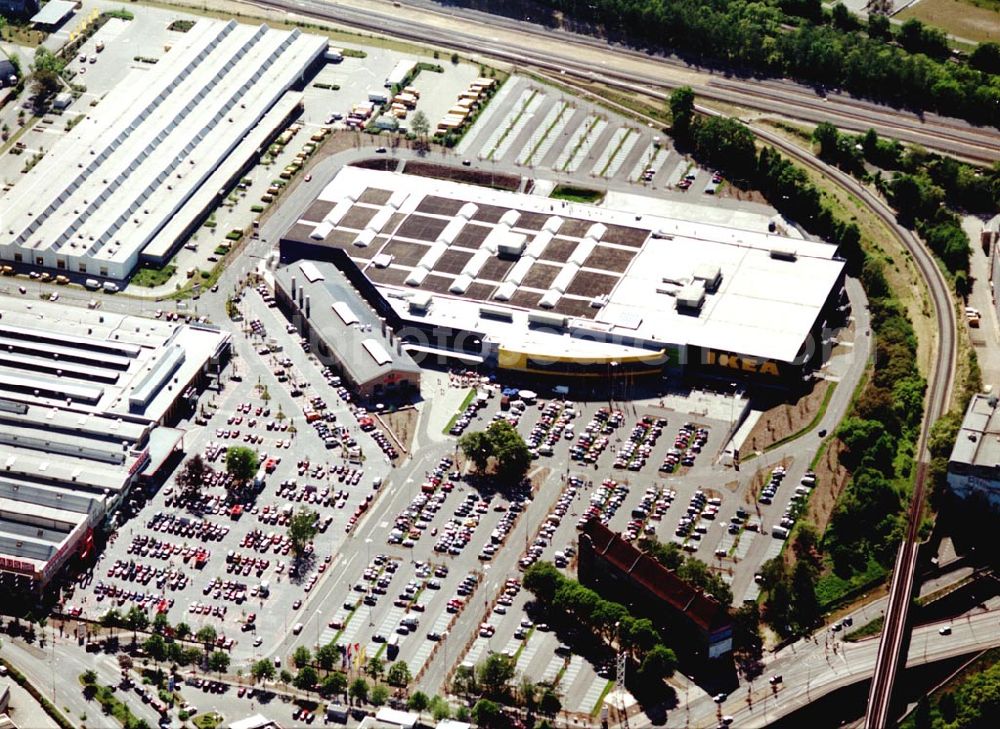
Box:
[251,659,275,683]
[691,116,757,180]
[292,645,312,668]
[459,430,492,472]
[867,13,891,41]
[294,665,318,691]
[288,508,317,556]
[279,669,294,685]
[349,676,369,704]
[195,625,217,652]
[370,683,390,706]
[320,671,348,698]
[477,653,515,699]
[539,686,562,716]
[207,650,230,676]
[125,606,149,641]
[152,611,169,634]
[175,454,212,504]
[142,634,167,662]
[637,643,677,685]
[790,561,821,632]
[488,420,531,482]
[386,661,412,687]
[31,47,64,102]
[669,86,695,138]
[366,656,384,680]
[523,561,564,604]
[429,695,452,721]
[174,622,190,640]
[315,642,339,671]
[225,446,259,483]
[970,42,1000,74]
[451,663,478,699]
[407,691,430,713]
[411,110,430,141]
[812,122,840,160]
[471,699,503,728]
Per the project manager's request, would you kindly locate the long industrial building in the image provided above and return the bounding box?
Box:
[0,296,230,591]
[0,19,326,281]
[279,166,850,381]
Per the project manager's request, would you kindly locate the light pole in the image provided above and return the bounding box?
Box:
[365,538,374,626]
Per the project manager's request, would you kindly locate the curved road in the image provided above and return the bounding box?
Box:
[234,1,962,724]
[248,0,1000,164]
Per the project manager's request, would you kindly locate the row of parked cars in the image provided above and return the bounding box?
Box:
[146,512,230,542]
[660,422,709,472]
[614,415,667,470]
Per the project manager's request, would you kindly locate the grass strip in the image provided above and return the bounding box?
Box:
[742,382,837,463]
[442,388,477,435]
[599,128,633,177]
[561,115,601,172]
[844,615,884,642]
[488,89,538,161]
[590,680,615,717]
[524,101,570,165]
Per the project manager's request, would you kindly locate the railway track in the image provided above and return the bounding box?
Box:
[250,2,960,723]
[256,0,1000,164]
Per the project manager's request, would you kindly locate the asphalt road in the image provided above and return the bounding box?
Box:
[244,0,1000,164]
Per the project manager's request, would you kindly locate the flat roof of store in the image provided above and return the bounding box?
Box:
[0,295,230,422]
[274,261,421,387]
[30,0,75,26]
[951,393,1000,469]
[2,19,324,273]
[281,167,845,363]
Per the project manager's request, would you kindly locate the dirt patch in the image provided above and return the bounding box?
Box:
[381,407,418,456]
[716,184,768,205]
[403,161,522,191]
[804,439,851,544]
[738,379,831,458]
[722,480,740,494]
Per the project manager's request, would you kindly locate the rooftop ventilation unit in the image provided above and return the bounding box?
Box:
[770,245,797,261]
[676,282,706,313]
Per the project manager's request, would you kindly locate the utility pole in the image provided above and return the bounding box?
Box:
[615,622,630,729]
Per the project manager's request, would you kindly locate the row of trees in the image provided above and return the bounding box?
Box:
[522,562,678,688]
[669,87,925,620]
[812,122,1000,291]
[99,607,231,673]
[638,537,733,606]
[531,0,1000,126]
[451,653,563,720]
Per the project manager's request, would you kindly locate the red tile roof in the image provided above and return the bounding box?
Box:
[583,520,732,634]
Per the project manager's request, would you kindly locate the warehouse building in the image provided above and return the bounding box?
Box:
[947,393,1000,510]
[274,260,422,399]
[0,295,230,591]
[578,520,734,661]
[0,19,326,281]
[279,167,849,383]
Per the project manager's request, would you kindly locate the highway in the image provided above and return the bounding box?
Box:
[713,610,1000,728]
[244,0,1000,164]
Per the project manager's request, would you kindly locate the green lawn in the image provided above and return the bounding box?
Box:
[551,185,604,204]
[193,712,223,729]
[130,264,177,288]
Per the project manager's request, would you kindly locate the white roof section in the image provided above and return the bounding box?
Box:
[374,708,418,728]
[30,0,75,25]
[1,19,325,279]
[0,294,230,422]
[308,167,844,364]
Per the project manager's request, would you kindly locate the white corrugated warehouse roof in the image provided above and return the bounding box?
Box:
[1,19,325,279]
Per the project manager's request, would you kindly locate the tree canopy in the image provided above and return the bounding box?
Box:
[288,508,317,555]
[225,446,259,483]
[459,420,531,483]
